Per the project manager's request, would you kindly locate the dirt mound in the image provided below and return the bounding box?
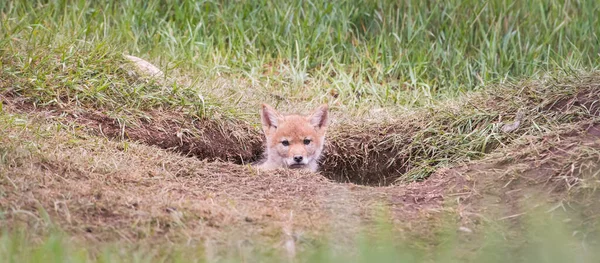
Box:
[1,95,263,164]
[3,72,600,187]
[435,120,600,231]
[0,115,452,246]
[321,73,600,185]
[0,51,265,164]
[3,107,597,251]
[2,84,600,253]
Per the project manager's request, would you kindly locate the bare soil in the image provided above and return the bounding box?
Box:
[2,83,600,254]
[0,100,465,249]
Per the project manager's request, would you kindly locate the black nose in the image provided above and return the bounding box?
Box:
[293,155,303,163]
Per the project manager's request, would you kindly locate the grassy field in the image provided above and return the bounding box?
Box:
[2,0,600,262]
[2,0,599,107]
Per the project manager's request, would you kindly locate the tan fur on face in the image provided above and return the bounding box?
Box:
[257,104,328,172]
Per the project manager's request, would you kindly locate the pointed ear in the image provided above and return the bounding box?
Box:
[261,104,281,131]
[307,104,328,129]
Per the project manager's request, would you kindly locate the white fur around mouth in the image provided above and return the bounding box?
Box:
[288,164,306,169]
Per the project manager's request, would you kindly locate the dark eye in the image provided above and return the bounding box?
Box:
[303,139,311,145]
[281,140,290,146]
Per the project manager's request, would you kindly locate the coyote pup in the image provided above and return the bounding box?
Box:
[256,104,329,172]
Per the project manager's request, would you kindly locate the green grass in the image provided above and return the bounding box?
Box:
[2,207,599,263]
[1,0,599,109]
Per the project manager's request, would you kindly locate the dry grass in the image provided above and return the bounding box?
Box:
[3,68,600,188]
[323,71,600,184]
[0,110,460,256]
[2,71,600,258]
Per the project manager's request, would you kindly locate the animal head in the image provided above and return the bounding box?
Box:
[260,104,329,171]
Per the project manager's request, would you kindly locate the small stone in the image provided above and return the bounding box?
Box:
[458,226,473,233]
